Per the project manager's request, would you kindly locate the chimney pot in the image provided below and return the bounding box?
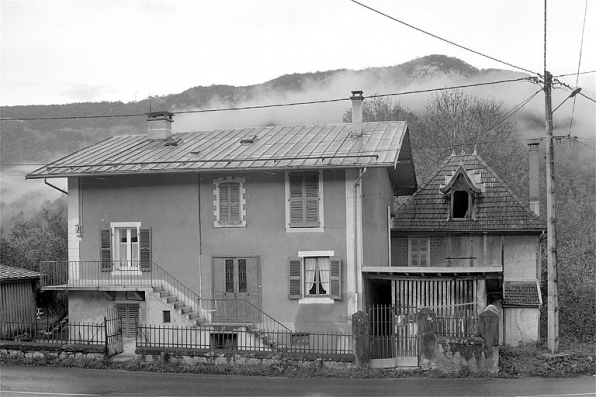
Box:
[147,111,174,140]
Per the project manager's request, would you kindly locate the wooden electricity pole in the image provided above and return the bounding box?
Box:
[544,70,559,354]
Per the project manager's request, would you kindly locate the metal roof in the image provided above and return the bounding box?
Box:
[0,265,40,281]
[26,122,417,194]
[393,152,546,232]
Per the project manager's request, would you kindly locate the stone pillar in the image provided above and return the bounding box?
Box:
[417,308,436,370]
[352,310,370,367]
[479,306,500,346]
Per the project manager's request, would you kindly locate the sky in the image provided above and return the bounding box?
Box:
[1,0,594,107]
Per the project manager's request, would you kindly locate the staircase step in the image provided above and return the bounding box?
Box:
[166,296,178,303]
[159,291,170,298]
[180,306,191,314]
[173,302,185,309]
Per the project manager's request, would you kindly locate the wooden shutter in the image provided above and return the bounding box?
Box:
[229,183,240,224]
[330,256,341,300]
[289,174,304,226]
[304,173,320,227]
[288,257,302,299]
[100,228,112,272]
[219,183,230,224]
[139,228,151,272]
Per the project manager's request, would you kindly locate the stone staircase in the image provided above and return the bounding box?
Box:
[152,285,211,326]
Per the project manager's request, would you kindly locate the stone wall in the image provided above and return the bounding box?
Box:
[136,346,355,370]
[0,341,107,362]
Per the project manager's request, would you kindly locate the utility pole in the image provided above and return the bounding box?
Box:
[544,70,559,354]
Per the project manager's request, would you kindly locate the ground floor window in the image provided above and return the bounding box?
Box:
[288,252,341,300]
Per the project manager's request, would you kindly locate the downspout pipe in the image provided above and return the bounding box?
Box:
[353,167,367,311]
[44,178,68,195]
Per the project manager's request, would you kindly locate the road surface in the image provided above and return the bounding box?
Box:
[0,365,594,396]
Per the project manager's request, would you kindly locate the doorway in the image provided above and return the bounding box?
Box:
[213,257,261,323]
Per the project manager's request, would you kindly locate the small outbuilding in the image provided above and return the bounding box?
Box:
[0,265,40,337]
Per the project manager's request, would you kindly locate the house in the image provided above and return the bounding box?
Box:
[0,265,40,337]
[362,149,545,354]
[27,91,417,344]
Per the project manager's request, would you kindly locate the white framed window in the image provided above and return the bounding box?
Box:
[213,177,246,227]
[408,237,430,267]
[288,251,340,302]
[100,222,151,272]
[285,171,324,232]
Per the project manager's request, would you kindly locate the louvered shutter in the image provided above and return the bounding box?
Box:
[219,183,230,224]
[304,173,320,227]
[229,183,240,224]
[289,174,304,226]
[100,228,112,272]
[139,228,152,272]
[419,238,429,267]
[288,257,302,299]
[329,256,341,300]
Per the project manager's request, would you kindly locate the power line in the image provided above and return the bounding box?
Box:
[579,92,596,103]
[0,78,530,122]
[350,0,540,76]
[554,70,595,77]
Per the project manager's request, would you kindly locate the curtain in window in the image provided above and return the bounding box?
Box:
[304,257,317,293]
[318,257,330,292]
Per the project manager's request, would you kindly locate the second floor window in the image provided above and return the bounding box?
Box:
[287,171,321,229]
[214,177,246,227]
[409,237,430,266]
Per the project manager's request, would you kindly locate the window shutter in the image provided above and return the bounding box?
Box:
[139,228,152,272]
[219,183,230,224]
[100,228,112,272]
[288,257,302,299]
[304,173,320,227]
[289,174,304,226]
[329,256,341,300]
[229,183,240,224]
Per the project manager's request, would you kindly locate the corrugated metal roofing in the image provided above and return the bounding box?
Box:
[503,281,541,307]
[0,265,40,281]
[26,122,414,181]
[393,153,546,232]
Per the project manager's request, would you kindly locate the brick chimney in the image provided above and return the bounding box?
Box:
[350,90,364,137]
[528,139,540,216]
[147,111,174,140]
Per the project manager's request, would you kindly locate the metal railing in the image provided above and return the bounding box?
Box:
[137,324,352,355]
[435,316,478,337]
[1,320,104,345]
[39,261,289,331]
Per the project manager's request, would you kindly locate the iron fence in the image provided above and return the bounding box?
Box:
[1,320,105,345]
[137,324,352,355]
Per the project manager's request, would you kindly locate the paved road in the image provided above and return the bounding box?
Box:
[0,365,594,396]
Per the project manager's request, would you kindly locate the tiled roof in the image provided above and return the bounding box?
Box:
[393,152,546,232]
[26,122,417,194]
[503,281,542,307]
[0,265,40,281]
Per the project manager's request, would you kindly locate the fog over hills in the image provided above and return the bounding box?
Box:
[1,54,594,235]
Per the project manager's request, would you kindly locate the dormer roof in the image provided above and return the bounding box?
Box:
[393,152,546,232]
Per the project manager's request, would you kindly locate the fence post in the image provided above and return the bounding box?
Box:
[352,310,370,368]
[104,316,108,354]
[418,308,436,370]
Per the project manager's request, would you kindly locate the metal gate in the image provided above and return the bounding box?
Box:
[369,305,418,368]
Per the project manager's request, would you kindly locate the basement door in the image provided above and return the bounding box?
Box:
[116,304,140,338]
[213,257,261,323]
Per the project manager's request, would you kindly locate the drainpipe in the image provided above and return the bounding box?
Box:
[44,178,68,195]
[353,167,367,311]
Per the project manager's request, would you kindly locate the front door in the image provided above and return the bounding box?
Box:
[116,304,140,338]
[213,257,261,323]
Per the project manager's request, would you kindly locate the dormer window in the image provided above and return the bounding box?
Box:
[452,190,471,219]
[440,164,482,221]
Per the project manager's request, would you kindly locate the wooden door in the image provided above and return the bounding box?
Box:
[213,257,261,323]
[116,304,139,338]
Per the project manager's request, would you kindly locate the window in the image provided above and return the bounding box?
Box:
[214,177,246,227]
[286,171,324,231]
[409,237,430,266]
[163,310,171,323]
[452,190,471,219]
[288,253,341,300]
[100,223,151,272]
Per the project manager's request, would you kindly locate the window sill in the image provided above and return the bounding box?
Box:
[298,297,334,304]
[214,222,247,228]
[286,226,325,233]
